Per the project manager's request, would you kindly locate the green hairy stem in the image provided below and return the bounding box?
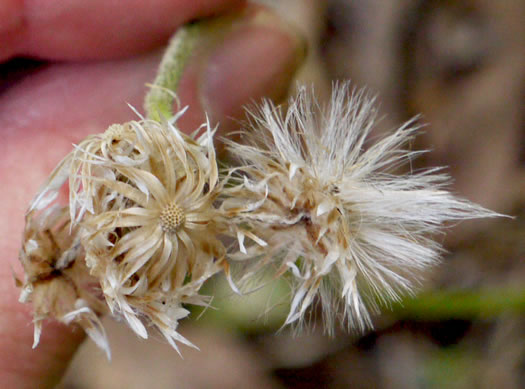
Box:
[394,288,525,320]
[144,22,201,121]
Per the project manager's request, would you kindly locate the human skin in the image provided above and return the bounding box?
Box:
[0,1,303,387]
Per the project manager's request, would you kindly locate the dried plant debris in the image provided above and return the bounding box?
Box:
[18,205,109,357]
[17,83,500,357]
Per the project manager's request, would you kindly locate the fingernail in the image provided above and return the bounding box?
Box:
[204,23,304,127]
[177,5,305,133]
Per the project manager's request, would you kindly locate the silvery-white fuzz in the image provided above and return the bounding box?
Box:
[223,83,500,333]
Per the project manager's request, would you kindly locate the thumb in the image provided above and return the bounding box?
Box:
[173,3,306,134]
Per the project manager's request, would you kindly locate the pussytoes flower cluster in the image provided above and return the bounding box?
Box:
[17,83,499,357]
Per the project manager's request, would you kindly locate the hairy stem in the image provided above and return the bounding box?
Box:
[144,22,201,121]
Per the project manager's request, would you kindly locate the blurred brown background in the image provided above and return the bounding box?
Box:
[60,0,525,388]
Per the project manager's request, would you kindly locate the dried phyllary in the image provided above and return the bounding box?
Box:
[17,83,500,358]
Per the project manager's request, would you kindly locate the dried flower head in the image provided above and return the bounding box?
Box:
[21,107,227,355]
[77,115,225,351]
[222,83,500,332]
[18,205,109,357]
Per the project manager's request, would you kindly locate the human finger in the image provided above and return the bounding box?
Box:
[0,0,245,61]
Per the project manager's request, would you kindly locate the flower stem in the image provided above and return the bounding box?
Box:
[393,288,525,320]
[144,22,201,121]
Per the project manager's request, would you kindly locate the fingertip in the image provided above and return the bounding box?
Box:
[0,0,24,60]
[1,0,246,61]
[175,3,306,135]
[0,272,85,389]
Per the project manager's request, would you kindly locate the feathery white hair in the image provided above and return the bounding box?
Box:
[223,82,500,332]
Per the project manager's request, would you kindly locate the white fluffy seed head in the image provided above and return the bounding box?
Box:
[222,82,503,333]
